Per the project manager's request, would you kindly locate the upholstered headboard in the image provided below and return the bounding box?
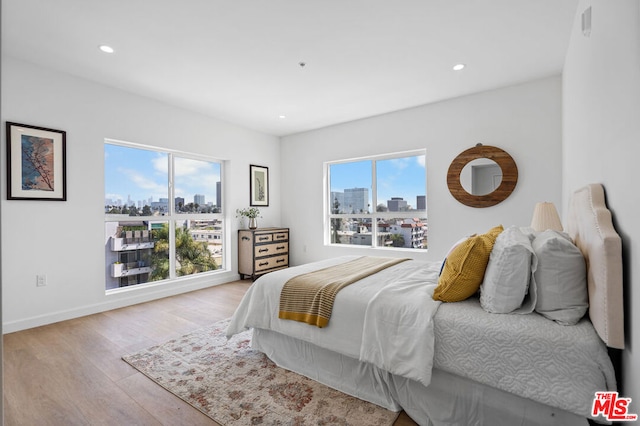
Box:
[566,184,624,349]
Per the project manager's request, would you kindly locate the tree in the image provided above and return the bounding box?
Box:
[331,197,341,244]
[150,226,170,281]
[149,223,218,281]
[390,234,405,248]
[142,205,152,216]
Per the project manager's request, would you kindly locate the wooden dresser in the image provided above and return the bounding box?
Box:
[238,227,289,280]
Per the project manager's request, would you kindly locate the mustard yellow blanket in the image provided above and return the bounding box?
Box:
[278,256,409,327]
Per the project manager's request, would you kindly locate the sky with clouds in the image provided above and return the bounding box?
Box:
[330,154,426,210]
[105,144,220,206]
[105,144,424,211]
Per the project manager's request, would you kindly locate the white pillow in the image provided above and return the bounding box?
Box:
[532,230,588,325]
[518,226,537,241]
[480,226,535,314]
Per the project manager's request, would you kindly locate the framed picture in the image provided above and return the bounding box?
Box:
[249,164,269,206]
[6,122,67,201]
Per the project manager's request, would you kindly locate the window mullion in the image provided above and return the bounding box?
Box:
[371,160,378,247]
[168,154,176,279]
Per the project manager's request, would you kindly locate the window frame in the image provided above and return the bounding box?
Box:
[324,149,427,250]
[104,139,227,292]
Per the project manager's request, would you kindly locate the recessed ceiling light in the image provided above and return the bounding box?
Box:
[279,115,286,119]
[99,45,115,54]
[453,63,465,71]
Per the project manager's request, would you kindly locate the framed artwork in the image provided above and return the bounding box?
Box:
[6,122,67,201]
[249,164,269,206]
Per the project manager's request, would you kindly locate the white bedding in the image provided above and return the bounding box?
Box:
[433,296,616,418]
[227,255,617,420]
[227,256,442,386]
[253,329,589,425]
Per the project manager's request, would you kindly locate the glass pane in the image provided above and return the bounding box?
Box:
[175,219,223,276]
[331,217,377,245]
[105,220,168,289]
[105,144,169,216]
[174,157,222,213]
[380,217,428,249]
[376,155,426,212]
[329,161,372,214]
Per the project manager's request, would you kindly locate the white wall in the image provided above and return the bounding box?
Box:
[1,57,281,333]
[563,0,640,404]
[281,76,563,265]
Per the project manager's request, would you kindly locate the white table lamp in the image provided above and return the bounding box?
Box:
[531,202,563,231]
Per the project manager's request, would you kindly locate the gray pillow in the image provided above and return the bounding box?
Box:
[480,226,535,314]
[532,230,588,325]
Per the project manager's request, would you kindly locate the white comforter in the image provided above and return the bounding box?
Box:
[226,256,442,386]
[228,256,618,420]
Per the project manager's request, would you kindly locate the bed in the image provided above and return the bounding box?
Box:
[226,184,624,425]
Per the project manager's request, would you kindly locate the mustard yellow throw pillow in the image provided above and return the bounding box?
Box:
[433,225,504,302]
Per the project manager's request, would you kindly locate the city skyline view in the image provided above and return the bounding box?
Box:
[105,144,221,207]
[330,154,426,211]
[105,145,425,211]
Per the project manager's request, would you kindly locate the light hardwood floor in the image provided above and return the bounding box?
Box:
[3,280,417,426]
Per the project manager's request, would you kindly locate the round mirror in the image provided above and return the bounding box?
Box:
[460,158,503,196]
[447,145,518,208]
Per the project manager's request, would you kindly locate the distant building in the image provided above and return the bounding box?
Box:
[389,218,426,249]
[351,224,393,247]
[152,198,169,213]
[416,195,426,210]
[387,197,408,212]
[194,194,205,205]
[175,197,185,209]
[216,181,221,208]
[343,188,369,213]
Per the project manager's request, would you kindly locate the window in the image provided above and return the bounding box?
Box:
[326,150,427,250]
[104,141,224,290]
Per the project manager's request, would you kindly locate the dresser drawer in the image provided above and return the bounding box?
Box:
[273,231,289,241]
[255,234,273,243]
[255,254,288,272]
[254,242,289,258]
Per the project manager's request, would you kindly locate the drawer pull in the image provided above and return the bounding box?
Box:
[258,248,269,253]
[276,235,286,239]
[241,236,250,241]
[259,261,269,267]
[258,237,269,241]
[276,246,286,250]
[276,259,286,264]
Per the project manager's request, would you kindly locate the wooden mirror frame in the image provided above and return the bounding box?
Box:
[447,145,518,208]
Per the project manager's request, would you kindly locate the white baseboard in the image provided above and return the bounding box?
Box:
[3,270,240,334]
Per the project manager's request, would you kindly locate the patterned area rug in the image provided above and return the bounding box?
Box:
[123,318,399,425]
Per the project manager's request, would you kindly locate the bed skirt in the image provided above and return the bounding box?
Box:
[252,328,589,426]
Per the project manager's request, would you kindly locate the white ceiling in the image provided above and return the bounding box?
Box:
[2,0,579,136]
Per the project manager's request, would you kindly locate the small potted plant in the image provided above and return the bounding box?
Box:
[236,207,261,229]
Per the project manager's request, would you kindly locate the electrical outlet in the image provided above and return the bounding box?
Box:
[36,274,47,287]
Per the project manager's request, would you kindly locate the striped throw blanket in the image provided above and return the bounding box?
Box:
[278,256,409,327]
